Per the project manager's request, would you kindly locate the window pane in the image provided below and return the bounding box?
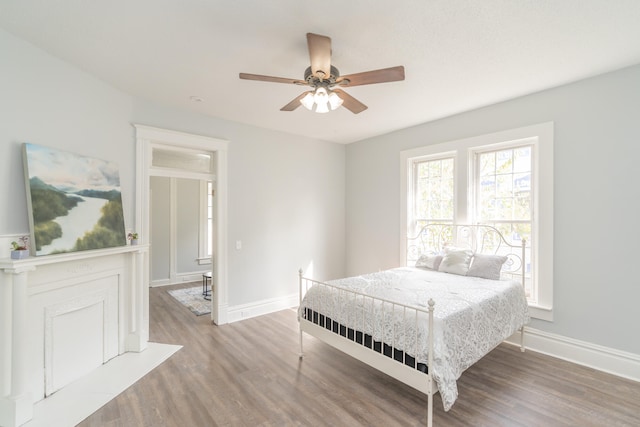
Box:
[414,157,454,223]
[496,150,513,173]
[480,152,495,176]
[477,147,531,222]
[207,181,213,256]
[513,147,531,173]
[153,148,212,173]
[207,219,212,256]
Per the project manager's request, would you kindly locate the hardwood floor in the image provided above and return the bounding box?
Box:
[80,283,640,426]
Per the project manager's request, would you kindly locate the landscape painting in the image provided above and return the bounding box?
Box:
[22,143,126,256]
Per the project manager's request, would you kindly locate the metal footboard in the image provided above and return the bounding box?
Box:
[298,270,436,427]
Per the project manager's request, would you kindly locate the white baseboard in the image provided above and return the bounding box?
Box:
[227,293,298,323]
[506,327,640,382]
[150,272,207,287]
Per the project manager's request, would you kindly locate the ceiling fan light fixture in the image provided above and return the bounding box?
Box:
[299,87,337,113]
[328,91,343,110]
[313,87,329,104]
[300,92,315,110]
[314,100,330,113]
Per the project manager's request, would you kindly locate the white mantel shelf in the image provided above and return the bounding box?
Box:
[0,244,147,270]
[0,244,150,427]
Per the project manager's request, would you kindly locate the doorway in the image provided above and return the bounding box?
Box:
[134,125,228,325]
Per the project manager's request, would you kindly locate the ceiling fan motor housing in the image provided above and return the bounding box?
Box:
[304,65,341,87]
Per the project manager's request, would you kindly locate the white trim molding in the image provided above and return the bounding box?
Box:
[149,272,210,288]
[227,293,298,324]
[133,124,229,325]
[506,327,640,382]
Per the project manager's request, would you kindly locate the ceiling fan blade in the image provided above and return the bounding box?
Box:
[336,66,405,87]
[333,89,368,114]
[239,73,306,85]
[307,33,332,80]
[280,92,309,111]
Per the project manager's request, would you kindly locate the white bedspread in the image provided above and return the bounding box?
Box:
[299,267,529,411]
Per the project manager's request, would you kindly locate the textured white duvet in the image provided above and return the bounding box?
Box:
[299,267,529,411]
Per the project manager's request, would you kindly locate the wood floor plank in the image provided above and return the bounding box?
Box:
[78,283,640,426]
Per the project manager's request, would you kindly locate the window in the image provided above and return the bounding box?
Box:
[197,180,214,265]
[152,146,213,173]
[207,181,213,256]
[401,123,553,320]
[473,144,534,299]
[413,156,455,228]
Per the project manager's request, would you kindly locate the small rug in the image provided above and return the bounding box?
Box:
[167,286,211,316]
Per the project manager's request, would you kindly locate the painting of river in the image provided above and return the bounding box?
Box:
[23,143,126,256]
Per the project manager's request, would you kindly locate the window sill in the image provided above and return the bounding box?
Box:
[197,257,212,265]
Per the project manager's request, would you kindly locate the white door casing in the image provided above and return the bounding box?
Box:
[134,124,229,324]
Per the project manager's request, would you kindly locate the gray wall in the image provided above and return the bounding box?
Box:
[0,27,346,309]
[176,178,202,274]
[150,177,171,281]
[345,64,640,355]
[0,29,135,235]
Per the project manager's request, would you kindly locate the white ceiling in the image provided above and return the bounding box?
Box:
[2,1,640,144]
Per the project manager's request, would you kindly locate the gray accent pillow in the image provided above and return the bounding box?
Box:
[438,249,473,275]
[467,254,508,280]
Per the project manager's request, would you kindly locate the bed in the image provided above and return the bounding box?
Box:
[297,224,530,426]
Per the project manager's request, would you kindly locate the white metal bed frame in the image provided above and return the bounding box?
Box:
[298,224,528,427]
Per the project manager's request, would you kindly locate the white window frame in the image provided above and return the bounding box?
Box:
[400,122,553,321]
[408,152,457,235]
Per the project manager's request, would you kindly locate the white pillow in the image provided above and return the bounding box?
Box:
[415,254,443,270]
[438,249,473,275]
[467,254,508,280]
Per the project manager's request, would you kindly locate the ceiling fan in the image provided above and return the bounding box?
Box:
[239,33,405,114]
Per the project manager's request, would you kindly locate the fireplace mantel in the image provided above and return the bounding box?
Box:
[0,245,149,427]
[0,244,144,270]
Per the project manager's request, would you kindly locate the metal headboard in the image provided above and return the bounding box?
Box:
[407,223,528,284]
